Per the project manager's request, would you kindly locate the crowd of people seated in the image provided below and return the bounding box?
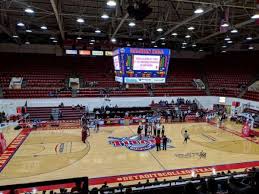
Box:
[87,168,259,194]
[158,98,196,107]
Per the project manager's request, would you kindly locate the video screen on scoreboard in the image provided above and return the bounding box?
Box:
[113,48,171,84]
[113,56,121,70]
[132,55,160,71]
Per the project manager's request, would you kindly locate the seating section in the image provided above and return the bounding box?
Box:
[152,65,206,96]
[243,91,259,101]
[0,54,258,99]
[27,106,84,121]
[206,72,251,97]
[0,65,68,98]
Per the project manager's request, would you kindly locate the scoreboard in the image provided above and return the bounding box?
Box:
[113,48,171,84]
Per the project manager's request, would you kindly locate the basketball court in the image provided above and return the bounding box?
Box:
[1,121,259,187]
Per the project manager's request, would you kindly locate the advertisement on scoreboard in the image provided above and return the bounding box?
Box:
[113,48,171,84]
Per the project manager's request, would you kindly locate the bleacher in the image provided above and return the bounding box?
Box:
[27,106,84,121]
[0,54,258,100]
[206,72,251,97]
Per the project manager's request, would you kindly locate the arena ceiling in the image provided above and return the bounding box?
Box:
[0,0,258,53]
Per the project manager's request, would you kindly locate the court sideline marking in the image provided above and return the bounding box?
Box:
[0,128,31,173]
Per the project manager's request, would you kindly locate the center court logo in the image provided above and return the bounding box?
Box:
[108,135,173,151]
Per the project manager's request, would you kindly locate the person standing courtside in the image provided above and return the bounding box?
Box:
[156,122,161,136]
[183,130,190,144]
[155,135,161,151]
[161,125,165,136]
[144,123,148,137]
[137,124,143,139]
[162,135,168,150]
[153,122,157,136]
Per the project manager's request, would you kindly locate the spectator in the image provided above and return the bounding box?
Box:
[183,182,198,194]
[162,135,168,151]
[196,178,207,194]
[71,181,81,193]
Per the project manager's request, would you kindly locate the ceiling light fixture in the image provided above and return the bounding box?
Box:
[154,45,158,48]
[248,46,254,50]
[199,49,203,52]
[77,18,85,23]
[161,43,166,45]
[41,25,47,30]
[138,38,143,41]
[77,37,82,40]
[222,45,227,48]
[53,40,58,43]
[128,21,136,27]
[12,35,19,38]
[230,29,238,33]
[90,42,94,45]
[127,43,131,47]
[50,37,55,40]
[172,32,178,36]
[151,41,156,44]
[160,37,165,40]
[111,38,116,43]
[25,41,30,45]
[246,36,253,40]
[17,22,25,27]
[26,29,32,33]
[107,0,116,7]
[224,36,231,41]
[185,35,191,38]
[192,44,197,47]
[194,8,204,14]
[188,26,195,31]
[156,28,163,32]
[251,14,259,19]
[227,40,233,43]
[101,13,109,19]
[95,29,101,33]
[221,22,229,27]
[25,8,34,14]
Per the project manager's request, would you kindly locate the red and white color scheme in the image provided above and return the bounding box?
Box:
[0,133,7,155]
[242,122,251,137]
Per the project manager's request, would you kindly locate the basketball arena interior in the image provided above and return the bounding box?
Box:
[1,0,259,194]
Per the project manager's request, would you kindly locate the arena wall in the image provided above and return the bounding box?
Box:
[0,96,259,115]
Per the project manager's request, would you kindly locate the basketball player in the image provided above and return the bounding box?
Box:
[183,130,190,144]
